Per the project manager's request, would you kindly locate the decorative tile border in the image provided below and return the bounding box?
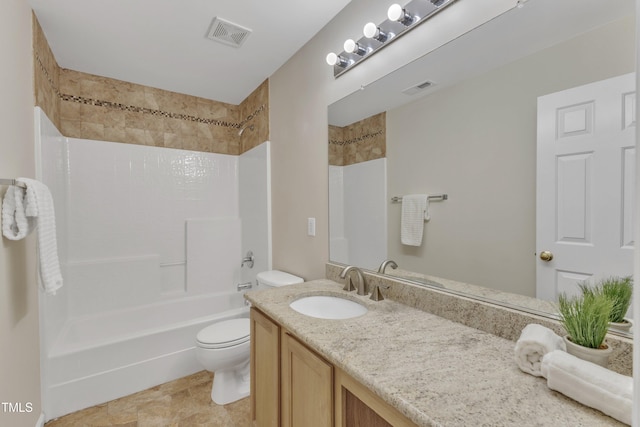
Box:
[35,53,264,129]
[240,104,265,128]
[59,93,242,128]
[35,52,59,96]
[329,129,384,146]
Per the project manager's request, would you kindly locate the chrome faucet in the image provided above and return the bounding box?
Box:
[377,259,398,274]
[339,265,368,296]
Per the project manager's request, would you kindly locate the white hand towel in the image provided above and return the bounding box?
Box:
[541,350,632,425]
[2,185,35,240]
[18,178,63,295]
[514,323,566,377]
[401,194,429,246]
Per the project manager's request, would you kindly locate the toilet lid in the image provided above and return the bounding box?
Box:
[197,318,250,349]
[257,270,304,287]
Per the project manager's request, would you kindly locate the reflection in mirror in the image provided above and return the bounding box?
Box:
[328,0,635,328]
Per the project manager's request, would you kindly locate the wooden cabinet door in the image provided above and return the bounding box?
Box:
[281,332,333,427]
[335,368,416,427]
[251,308,280,427]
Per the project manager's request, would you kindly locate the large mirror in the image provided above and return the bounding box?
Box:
[328,0,636,323]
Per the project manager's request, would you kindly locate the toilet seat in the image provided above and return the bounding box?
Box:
[197,318,250,349]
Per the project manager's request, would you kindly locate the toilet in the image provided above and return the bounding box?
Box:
[195,270,303,405]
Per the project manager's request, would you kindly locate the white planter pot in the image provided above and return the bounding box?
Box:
[609,319,632,333]
[563,335,612,367]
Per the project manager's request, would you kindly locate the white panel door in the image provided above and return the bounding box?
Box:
[536,73,635,301]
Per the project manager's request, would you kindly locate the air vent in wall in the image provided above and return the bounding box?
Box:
[402,80,436,96]
[206,17,252,48]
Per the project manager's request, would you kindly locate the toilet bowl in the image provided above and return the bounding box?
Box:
[196,318,251,405]
[195,270,303,405]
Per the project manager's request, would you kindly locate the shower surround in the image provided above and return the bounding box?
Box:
[36,108,271,420]
[30,15,273,419]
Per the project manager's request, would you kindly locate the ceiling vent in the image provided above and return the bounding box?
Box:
[402,80,436,96]
[206,17,252,48]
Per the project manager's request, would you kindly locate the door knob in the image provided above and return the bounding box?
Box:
[539,251,554,262]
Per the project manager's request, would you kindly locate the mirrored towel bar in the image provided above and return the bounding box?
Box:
[391,194,448,203]
[0,178,27,189]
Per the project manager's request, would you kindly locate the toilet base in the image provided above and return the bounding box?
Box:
[211,359,250,405]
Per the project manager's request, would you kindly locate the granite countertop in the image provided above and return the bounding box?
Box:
[245,279,626,427]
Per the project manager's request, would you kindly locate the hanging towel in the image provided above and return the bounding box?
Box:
[2,185,35,240]
[401,194,429,246]
[514,324,566,377]
[541,350,632,425]
[19,178,63,295]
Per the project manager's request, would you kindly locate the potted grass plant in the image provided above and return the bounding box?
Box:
[558,292,613,367]
[580,276,633,333]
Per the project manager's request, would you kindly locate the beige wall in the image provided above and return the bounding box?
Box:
[386,16,635,296]
[0,2,41,427]
[269,0,516,280]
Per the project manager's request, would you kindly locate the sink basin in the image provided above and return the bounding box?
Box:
[289,295,367,319]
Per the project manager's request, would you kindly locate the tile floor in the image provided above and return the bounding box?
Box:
[44,371,252,427]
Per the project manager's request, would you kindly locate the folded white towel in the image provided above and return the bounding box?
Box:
[18,178,63,295]
[2,185,35,240]
[514,324,566,377]
[401,194,429,246]
[541,350,632,425]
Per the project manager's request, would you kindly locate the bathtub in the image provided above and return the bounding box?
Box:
[43,290,249,421]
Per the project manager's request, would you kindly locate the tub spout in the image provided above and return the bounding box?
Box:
[237,282,252,291]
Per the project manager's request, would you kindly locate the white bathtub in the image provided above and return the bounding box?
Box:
[43,290,249,421]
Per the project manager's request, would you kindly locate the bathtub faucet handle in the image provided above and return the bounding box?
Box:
[237,282,253,292]
[241,251,254,268]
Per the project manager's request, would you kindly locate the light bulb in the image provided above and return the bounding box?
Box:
[344,39,356,53]
[326,52,347,67]
[363,22,378,39]
[344,39,366,56]
[363,22,388,42]
[387,4,403,21]
[388,4,414,26]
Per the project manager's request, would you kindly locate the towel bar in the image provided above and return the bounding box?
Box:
[391,194,448,203]
[0,178,27,189]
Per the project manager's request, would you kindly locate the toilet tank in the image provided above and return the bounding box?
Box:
[256,270,303,289]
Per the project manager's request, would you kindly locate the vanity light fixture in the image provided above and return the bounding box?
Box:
[326,0,459,78]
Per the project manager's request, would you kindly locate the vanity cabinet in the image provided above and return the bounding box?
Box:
[281,331,333,427]
[335,369,414,427]
[250,308,280,427]
[250,307,416,427]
